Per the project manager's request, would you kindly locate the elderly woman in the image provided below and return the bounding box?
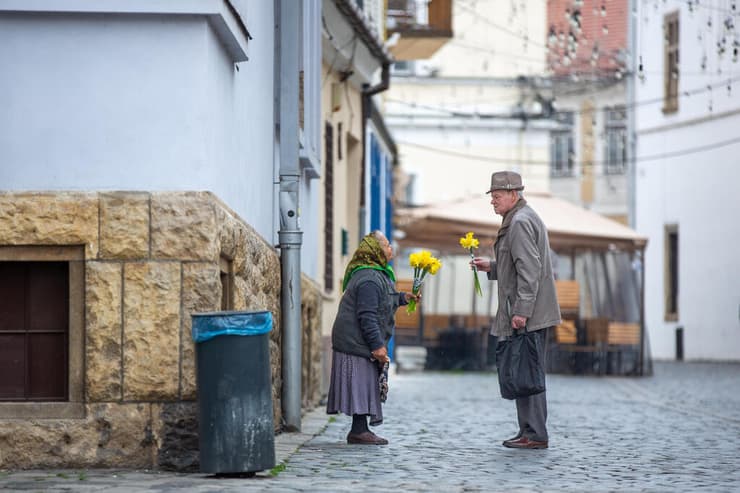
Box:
[326,230,418,445]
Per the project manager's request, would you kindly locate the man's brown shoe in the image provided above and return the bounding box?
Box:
[502,437,548,449]
[347,431,389,445]
[502,434,522,446]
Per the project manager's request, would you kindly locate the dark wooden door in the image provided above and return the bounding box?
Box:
[0,262,68,401]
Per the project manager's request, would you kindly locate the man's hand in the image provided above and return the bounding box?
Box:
[511,315,528,330]
[471,257,491,272]
[371,346,390,363]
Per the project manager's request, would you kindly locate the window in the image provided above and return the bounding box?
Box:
[604,106,627,174]
[550,111,575,177]
[663,12,679,113]
[0,246,83,418]
[299,0,321,176]
[665,225,679,321]
[324,121,335,293]
[337,122,343,161]
[391,60,416,76]
[0,262,68,401]
[219,256,233,311]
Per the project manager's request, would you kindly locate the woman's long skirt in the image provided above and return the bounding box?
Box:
[326,350,383,426]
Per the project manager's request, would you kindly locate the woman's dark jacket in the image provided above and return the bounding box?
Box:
[331,269,406,359]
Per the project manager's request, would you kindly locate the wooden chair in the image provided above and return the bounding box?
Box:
[554,319,578,345]
[607,322,641,346]
[420,314,451,348]
[555,279,580,319]
[606,322,641,375]
[549,319,607,373]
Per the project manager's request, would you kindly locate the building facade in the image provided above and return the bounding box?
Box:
[635,0,740,361]
[546,0,630,224]
[0,0,323,469]
[318,0,397,382]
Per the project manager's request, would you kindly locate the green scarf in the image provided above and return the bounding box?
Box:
[341,233,396,291]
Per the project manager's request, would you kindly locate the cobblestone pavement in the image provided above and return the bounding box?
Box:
[2,361,739,492]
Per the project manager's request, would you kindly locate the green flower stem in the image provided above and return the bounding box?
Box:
[469,248,482,296]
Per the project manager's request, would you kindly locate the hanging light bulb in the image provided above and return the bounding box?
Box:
[601,4,607,16]
[638,56,646,82]
[603,24,609,35]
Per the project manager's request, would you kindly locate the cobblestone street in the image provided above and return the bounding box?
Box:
[3,362,739,492]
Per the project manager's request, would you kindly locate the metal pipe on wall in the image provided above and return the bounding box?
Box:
[277,0,302,432]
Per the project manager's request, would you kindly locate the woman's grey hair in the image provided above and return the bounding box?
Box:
[517,191,524,199]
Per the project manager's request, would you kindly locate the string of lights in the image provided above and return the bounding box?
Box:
[396,134,740,168]
[455,1,549,50]
[386,73,740,119]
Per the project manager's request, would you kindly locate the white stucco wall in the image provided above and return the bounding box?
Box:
[387,118,551,204]
[0,2,278,242]
[635,1,740,361]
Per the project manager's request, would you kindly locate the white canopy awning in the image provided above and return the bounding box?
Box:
[395,192,648,253]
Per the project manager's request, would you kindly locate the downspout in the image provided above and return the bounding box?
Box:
[360,62,391,235]
[277,0,303,432]
[627,0,637,228]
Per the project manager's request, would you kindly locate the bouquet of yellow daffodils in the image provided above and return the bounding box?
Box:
[407,250,442,314]
[459,232,483,296]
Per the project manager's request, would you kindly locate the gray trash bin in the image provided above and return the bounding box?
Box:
[192,310,275,475]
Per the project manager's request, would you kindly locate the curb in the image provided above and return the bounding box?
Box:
[274,406,330,466]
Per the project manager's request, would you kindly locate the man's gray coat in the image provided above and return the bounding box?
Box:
[489,203,561,338]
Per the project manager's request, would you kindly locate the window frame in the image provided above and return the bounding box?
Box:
[604,106,627,175]
[663,11,679,114]
[0,246,84,419]
[550,111,575,177]
[664,225,679,321]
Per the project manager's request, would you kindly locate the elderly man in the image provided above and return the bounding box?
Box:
[472,171,561,449]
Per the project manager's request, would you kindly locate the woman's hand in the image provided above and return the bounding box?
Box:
[404,292,421,304]
[371,346,390,363]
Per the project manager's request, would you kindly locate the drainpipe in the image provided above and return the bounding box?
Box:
[360,62,391,234]
[627,0,637,228]
[277,0,302,432]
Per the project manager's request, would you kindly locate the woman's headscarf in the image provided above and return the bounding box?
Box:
[341,233,396,291]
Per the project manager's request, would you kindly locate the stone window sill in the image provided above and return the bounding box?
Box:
[0,402,85,419]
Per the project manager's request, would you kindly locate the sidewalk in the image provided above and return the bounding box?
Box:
[2,361,739,492]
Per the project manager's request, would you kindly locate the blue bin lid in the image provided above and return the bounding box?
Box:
[191,310,273,343]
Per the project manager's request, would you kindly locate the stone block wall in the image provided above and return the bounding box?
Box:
[0,191,322,470]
